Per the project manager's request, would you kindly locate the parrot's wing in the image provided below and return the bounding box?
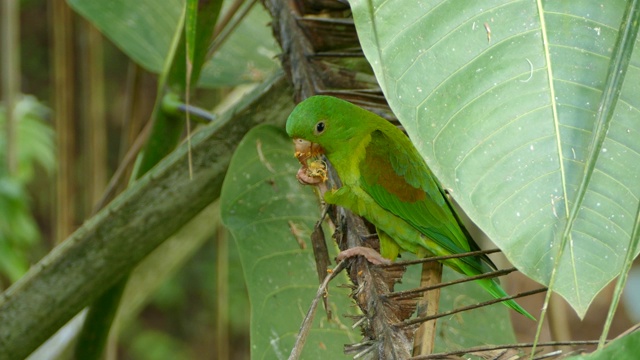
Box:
[359,130,490,273]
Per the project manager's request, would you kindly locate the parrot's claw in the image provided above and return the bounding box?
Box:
[336,246,391,266]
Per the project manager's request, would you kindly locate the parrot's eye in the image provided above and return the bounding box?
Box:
[315,121,326,135]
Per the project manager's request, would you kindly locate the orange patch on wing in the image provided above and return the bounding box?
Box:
[373,157,426,202]
[361,137,426,203]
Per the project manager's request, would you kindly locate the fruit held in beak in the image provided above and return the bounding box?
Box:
[293,138,324,165]
[292,139,327,185]
[296,160,328,185]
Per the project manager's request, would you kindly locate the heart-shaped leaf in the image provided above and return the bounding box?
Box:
[350,0,640,317]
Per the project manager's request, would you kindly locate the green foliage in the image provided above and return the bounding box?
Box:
[11,0,636,357]
[66,0,280,88]
[74,1,222,354]
[199,3,281,86]
[350,0,640,317]
[126,328,193,360]
[0,96,54,182]
[0,178,38,282]
[119,234,250,360]
[567,330,640,360]
[0,96,54,283]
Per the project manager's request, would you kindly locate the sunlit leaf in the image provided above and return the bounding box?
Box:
[350,0,640,317]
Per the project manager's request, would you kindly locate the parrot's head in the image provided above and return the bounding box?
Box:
[286,95,367,165]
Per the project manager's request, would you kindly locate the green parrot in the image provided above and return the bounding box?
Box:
[286,95,534,320]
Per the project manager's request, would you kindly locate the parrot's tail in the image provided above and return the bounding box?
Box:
[476,278,536,320]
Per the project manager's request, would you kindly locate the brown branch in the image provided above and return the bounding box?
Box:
[382,248,503,268]
[208,0,257,57]
[412,262,442,356]
[92,120,153,213]
[397,288,547,328]
[263,0,390,110]
[410,340,604,360]
[387,267,519,300]
[613,322,640,340]
[311,51,365,58]
[288,260,348,360]
[340,210,416,359]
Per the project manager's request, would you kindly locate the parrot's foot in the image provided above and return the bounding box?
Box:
[336,246,391,265]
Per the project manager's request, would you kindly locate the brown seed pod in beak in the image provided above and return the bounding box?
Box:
[293,138,324,165]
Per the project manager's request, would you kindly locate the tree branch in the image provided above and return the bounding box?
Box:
[0,73,293,359]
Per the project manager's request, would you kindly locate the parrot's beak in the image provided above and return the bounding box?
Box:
[292,138,327,185]
[293,138,324,165]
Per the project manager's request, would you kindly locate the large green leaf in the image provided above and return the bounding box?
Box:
[221,125,358,359]
[567,330,640,359]
[67,0,279,87]
[350,0,640,317]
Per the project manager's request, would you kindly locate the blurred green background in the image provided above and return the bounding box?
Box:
[1,0,279,358]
